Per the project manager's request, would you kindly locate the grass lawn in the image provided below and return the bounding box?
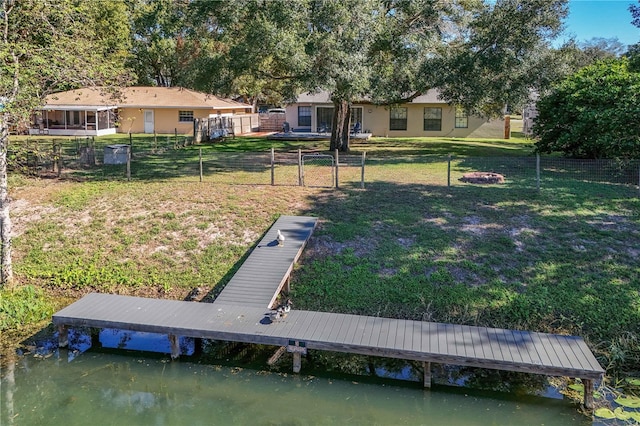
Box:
[2,134,639,379]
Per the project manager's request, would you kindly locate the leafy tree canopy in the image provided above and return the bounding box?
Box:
[1,0,132,126]
[184,0,567,151]
[631,0,640,28]
[533,58,640,159]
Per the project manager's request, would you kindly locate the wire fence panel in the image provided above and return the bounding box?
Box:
[7,138,640,197]
[540,157,639,185]
[302,154,334,188]
[364,156,450,186]
[273,152,301,186]
[202,152,272,185]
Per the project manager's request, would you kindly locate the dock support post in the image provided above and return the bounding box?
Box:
[423,362,432,389]
[284,276,291,294]
[293,352,302,373]
[287,340,306,373]
[168,334,180,360]
[91,328,101,349]
[583,379,594,409]
[193,338,203,356]
[58,325,68,348]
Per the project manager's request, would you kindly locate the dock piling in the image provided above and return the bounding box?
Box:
[169,334,180,360]
[423,362,432,389]
[292,352,302,373]
[57,325,68,348]
[583,379,594,409]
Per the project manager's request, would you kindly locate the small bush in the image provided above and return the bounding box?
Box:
[0,285,55,331]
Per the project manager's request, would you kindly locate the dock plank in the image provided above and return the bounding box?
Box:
[332,314,351,343]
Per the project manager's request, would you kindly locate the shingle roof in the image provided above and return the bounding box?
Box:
[294,89,446,105]
[44,87,251,110]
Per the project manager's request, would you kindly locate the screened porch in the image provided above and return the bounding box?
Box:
[30,107,118,136]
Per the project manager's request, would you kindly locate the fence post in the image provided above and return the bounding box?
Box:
[174,128,178,146]
[199,148,203,183]
[335,149,339,188]
[57,141,63,177]
[298,148,302,186]
[34,139,39,175]
[126,144,131,181]
[271,147,275,186]
[53,140,62,177]
[154,132,157,151]
[361,151,366,189]
[51,140,56,173]
[536,153,541,192]
[447,154,451,188]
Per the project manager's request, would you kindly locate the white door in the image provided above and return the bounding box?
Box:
[144,110,154,133]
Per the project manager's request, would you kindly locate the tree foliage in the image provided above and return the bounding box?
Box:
[1,0,131,126]
[123,0,568,151]
[422,0,566,116]
[187,0,312,106]
[631,0,640,28]
[127,0,201,87]
[533,59,640,159]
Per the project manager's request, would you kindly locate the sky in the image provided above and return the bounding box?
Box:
[558,0,640,48]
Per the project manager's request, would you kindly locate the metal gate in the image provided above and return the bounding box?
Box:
[301,154,335,187]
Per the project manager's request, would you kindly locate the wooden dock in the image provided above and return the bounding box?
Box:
[214,215,317,309]
[52,215,604,408]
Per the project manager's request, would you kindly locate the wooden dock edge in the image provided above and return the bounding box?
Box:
[53,314,601,409]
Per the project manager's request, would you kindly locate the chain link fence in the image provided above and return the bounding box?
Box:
[8,138,639,196]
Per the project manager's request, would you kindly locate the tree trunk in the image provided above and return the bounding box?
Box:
[329,99,351,152]
[0,114,13,286]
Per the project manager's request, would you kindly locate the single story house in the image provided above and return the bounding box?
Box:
[30,86,253,136]
[285,90,506,139]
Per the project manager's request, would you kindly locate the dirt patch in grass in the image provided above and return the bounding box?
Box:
[10,180,317,295]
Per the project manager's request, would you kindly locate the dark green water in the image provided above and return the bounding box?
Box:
[0,329,596,426]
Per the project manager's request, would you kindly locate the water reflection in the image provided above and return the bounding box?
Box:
[0,327,599,425]
[1,350,592,426]
[98,328,195,356]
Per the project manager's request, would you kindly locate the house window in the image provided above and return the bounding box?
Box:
[423,107,442,131]
[316,107,333,132]
[455,107,468,128]
[389,107,407,131]
[298,106,311,127]
[178,110,194,122]
[350,107,363,130]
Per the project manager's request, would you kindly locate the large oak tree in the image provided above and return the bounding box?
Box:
[187,0,567,152]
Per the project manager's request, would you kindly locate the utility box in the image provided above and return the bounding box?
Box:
[104,144,130,165]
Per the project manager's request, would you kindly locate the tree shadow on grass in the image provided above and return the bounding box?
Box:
[293,180,639,373]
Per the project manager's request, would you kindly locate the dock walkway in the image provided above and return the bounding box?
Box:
[52,215,604,408]
[213,215,317,309]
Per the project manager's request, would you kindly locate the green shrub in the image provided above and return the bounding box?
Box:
[0,286,55,331]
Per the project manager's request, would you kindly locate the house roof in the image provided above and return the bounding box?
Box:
[43,87,251,110]
[294,89,446,105]
[409,90,445,104]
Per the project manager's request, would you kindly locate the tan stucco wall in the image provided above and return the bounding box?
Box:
[117,108,225,135]
[286,103,505,139]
